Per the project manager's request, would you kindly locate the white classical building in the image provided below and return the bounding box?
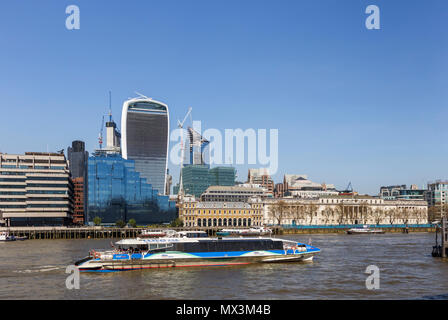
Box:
[263,195,428,226]
[282,174,339,198]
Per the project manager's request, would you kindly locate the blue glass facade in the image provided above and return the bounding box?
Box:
[87,154,176,225]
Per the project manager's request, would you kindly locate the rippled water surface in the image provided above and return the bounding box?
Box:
[1,233,447,299]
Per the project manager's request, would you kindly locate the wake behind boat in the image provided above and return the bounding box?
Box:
[75,230,320,272]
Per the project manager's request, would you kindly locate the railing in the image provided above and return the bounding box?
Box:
[274,224,434,229]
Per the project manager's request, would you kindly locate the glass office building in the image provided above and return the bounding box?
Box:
[121,98,169,195]
[209,167,236,186]
[173,165,236,198]
[87,154,175,225]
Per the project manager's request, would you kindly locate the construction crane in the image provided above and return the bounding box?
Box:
[339,182,357,196]
[177,107,193,198]
[98,91,113,149]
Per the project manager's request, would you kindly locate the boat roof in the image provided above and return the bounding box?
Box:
[115,239,148,245]
[115,236,291,245]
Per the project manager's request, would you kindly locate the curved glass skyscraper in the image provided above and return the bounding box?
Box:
[121,97,169,195]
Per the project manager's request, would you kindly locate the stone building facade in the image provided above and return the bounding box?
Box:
[178,196,264,227]
[263,195,428,226]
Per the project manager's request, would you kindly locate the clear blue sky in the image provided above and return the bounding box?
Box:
[0,0,446,195]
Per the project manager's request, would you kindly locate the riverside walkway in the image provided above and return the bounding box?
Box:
[0,226,283,240]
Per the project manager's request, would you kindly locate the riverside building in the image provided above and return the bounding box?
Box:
[0,152,74,226]
[279,174,339,198]
[67,140,89,225]
[87,154,176,225]
[200,185,268,202]
[425,180,448,207]
[263,195,428,226]
[178,195,264,228]
[174,165,237,198]
[88,115,175,225]
[247,168,274,196]
[379,184,426,201]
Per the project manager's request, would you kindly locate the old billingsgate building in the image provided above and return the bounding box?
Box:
[264,195,428,226]
[179,195,264,228]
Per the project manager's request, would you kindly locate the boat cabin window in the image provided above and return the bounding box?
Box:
[117,242,173,253]
[179,232,208,238]
[173,239,283,252]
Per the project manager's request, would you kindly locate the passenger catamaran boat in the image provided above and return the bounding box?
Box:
[75,231,320,272]
[346,225,385,234]
[0,232,15,241]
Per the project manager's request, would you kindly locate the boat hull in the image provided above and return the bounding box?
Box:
[77,250,318,272]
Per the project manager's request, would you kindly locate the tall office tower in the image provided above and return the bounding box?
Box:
[67,140,89,224]
[121,96,169,195]
[188,127,209,165]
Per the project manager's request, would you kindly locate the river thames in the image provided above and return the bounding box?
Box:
[1,232,447,300]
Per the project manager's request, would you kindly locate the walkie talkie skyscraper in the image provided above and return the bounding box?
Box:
[121,94,169,195]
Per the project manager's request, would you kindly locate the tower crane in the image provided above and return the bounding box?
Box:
[98,91,113,150]
[177,107,192,198]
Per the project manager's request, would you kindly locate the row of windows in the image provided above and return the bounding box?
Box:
[0,185,26,189]
[0,165,66,170]
[26,177,68,181]
[0,205,26,208]
[0,198,25,202]
[27,204,71,208]
[0,191,26,195]
[27,184,70,188]
[28,190,68,194]
[172,239,283,252]
[195,218,253,227]
[183,209,259,215]
[184,202,262,209]
[26,197,69,202]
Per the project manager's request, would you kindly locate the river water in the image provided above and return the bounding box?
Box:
[0,232,447,300]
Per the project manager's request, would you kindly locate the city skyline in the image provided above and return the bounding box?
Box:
[0,1,446,195]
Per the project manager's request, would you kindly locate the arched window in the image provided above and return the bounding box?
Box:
[208,218,212,227]
[218,218,222,226]
[238,218,242,226]
[248,218,252,226]
[243,218,247,227]
[223,218,227,226]
[198,219,202,227]
[213,218,217,227]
